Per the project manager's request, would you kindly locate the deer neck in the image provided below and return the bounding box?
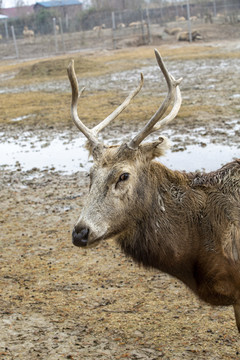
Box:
[116,162,202,289]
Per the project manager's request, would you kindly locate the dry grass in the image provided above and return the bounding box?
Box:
[0,88,225,129]
[0,92,69,125]
[1,42,239,128]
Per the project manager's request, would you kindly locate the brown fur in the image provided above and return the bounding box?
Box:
[177,30,202,41]
[73,141,240,332]
[23,26,34,38]
[164,27,182,36]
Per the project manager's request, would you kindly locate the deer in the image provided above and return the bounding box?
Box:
[92,24,106,38]
[67,49,240,332]
[164,27,183,36]
[177,30,202,42]
[23,26,34,38]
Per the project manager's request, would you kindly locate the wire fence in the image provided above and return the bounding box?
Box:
[0,1,239,60]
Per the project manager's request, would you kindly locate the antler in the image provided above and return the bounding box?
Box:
[128,49,182,149]
[67,60,99,147]
[67,59,143,148]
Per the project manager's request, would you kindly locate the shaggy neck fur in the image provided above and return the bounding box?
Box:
[116,161,201,290]
[116,159,240,297]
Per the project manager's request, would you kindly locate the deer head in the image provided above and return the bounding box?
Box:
[67,49,182,247]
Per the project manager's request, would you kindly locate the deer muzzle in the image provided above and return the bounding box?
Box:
[72,227,89,247]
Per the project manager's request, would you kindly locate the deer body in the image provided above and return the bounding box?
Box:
[116,158,240,307]
[67,50,240,332]
[23,26,34,38]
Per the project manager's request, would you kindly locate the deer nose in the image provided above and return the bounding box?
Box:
[72,226,89,247]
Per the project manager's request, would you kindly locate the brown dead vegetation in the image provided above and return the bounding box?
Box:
[0,42,239,128]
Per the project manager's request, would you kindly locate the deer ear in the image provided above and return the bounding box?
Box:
[85,141,104,161]
[140,137,171,161]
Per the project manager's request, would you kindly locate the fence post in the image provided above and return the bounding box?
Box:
[186,0,192,43]
[223,0,227,15]
[11,25,19,59]
[65,13,69,30]
[175,3,179,19]
[111,11,116,50]
[53,17,58,53]
[159,0,163,25]
[213,0,217,18]
[4,19,9,40]
[140,9,146,44]
[58,17,66,53]
[146,6,152,44]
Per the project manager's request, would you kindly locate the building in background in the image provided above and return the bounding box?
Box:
[34,0,82,18]
[1,5,34,17]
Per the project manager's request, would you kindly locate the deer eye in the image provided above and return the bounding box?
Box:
[119,173,129,182]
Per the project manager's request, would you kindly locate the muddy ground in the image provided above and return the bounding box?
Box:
[1,25,240,359]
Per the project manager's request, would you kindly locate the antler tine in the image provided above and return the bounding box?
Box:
[128,49,182,149]
[92,73,144,136]
[150,83,182,134]
[68,59,144,144]
[67,59,99,146]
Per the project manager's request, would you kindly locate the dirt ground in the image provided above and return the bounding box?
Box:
[1,24,240,360]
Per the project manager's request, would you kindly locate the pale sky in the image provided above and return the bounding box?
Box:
[2,0,91,8]
[2,0,34,7]
[2,0,35,8]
